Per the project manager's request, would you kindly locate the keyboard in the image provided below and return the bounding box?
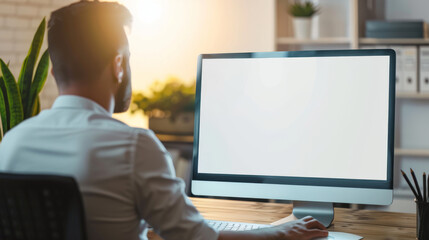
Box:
[206,219,271,231]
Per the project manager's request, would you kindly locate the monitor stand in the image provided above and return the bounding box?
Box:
[272,201,334,228]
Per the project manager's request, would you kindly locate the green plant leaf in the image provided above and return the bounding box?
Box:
[289,1,319,17]
[26,49,49,118]
[131,77,196,120]
[0,77,7,140]
[0,59,23,132]
[17,55,28,118]
[19,18,45,118]
[17,56,28,92]
[0,76,9,133]
[32,96,40,116]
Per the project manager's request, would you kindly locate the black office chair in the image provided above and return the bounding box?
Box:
[0,173,87,240]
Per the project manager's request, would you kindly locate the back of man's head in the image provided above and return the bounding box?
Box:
[48,0,132,86]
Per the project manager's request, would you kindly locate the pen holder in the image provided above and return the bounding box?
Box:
[416,200,429,239]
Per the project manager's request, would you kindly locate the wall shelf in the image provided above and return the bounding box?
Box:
[155,133,193,143]
[394,148,429,157]
[276,37,351,45]
[396,93,429,99]
[360,38,429,45]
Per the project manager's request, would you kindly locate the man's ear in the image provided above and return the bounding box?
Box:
[51,68,55,77]
[113,54,124,84]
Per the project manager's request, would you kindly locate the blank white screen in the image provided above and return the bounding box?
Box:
[198,56,390,181]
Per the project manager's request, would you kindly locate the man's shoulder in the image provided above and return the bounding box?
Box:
[103,117,155,137]
[101,119,162,147]
[81,115,160,145]
[2,109,158,142]
[132,127,164,148]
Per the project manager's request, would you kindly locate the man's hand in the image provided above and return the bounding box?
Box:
[218,216,328,240]
[273,216,328,240]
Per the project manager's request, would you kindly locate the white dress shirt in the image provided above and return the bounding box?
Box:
[0,95,218,240]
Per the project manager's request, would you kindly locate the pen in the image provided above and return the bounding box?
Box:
[401,170,420,201]
[423,172,427,202]
[410,168,423,201]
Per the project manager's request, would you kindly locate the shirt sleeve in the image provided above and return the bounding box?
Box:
[132,130,218,240]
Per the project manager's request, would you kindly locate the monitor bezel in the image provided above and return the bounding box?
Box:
[192,49,395,190]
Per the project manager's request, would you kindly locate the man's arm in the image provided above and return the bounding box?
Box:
[218,216,328,240]
[133,130,218,240]
[133,130,327,240]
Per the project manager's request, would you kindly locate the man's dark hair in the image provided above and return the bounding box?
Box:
[48,0,132,86]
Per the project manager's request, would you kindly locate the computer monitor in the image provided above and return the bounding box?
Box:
[191,49,395,227]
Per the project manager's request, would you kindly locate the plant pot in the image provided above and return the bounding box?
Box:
[148,112,194,135]
[293,17,312,39]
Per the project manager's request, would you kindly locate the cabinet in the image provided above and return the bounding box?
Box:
[276,0,429,212]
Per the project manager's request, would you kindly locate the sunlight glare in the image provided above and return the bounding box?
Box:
[126,0,163,25]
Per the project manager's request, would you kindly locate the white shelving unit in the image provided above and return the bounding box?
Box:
[394,148,429,157]
[276,0,359,49]
[360,38,429,45]
[396,93,429,99]
[276,0,429,213]
[276,0,429,50]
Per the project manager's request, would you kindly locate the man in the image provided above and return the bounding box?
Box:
[0,1,328,240]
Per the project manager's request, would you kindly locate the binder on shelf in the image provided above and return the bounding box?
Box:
[365,21,425,39]
[425,22,429,38]
[401,46,418,93]
[389,46,404,92]
[420,46,429,93]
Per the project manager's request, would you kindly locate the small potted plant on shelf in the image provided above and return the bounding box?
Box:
[288,0,319,39]
[0,18,49,142]
[130,77,195,135]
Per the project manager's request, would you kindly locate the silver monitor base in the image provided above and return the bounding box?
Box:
[271,201,334,227]
[293,201,334,227]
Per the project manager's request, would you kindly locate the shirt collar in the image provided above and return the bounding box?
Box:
[52,95,112,117]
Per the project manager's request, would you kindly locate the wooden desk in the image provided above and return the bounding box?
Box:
[149,197,417,239]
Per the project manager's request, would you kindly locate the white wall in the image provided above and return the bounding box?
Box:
[114,0,276,126]
[0,0,275,116]
[313,0,349,38]
[121,0,276,90]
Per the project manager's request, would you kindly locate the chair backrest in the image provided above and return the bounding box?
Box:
[0,173,87,240]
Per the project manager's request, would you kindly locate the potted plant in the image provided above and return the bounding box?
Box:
[288,1,319,39]
[0,18,49,141]
[131,77,195,135]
